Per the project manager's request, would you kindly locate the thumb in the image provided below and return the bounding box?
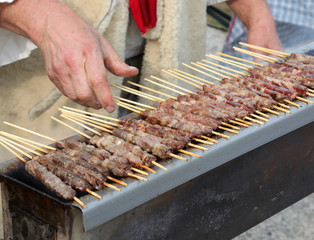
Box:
[102,40,139,77]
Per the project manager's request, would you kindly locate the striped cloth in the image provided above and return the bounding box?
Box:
[224,0,314,58]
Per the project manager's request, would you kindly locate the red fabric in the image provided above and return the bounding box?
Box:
[146,0,157,28]
[130,0,157,34]
[130,0,147,34]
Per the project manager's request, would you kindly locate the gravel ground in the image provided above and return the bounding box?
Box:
[206,26,314,240]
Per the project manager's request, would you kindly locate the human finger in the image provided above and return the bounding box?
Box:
[85,53,115,112]
[101,39,139,77]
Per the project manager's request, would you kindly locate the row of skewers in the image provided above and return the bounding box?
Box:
[0,44,313,209]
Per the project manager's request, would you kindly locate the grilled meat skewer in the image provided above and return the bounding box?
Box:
[25,161,76,200]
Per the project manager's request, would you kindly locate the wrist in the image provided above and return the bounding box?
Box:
[0,0,61,46]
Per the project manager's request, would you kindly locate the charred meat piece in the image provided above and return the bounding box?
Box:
[142,109,212,138]
[112,128,173,159]
[49,151,105,190]
[124,118,191,143]
[34,156,91,192]
[25,161,76,200]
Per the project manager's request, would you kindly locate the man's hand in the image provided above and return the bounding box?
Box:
[0,0,138,112]
[227,0,283,62]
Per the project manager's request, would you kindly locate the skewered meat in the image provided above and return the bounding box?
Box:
[142,109,212,137]
[34,156,92,192]
[266,63,314,88]
[48,151,105,190]
[157,103,220,129]
[124,118,191,143]
[251,70,308,96]
[112,128,173,159]
[25,161,76,200]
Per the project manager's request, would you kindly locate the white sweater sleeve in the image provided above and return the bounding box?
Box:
[0,0,37,66]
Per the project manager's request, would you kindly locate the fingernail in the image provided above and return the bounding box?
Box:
[105,104,115,113]
[129,66,138,71]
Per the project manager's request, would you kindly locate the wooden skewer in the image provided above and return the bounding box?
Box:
[115,102,142,115]
[216,52,265,67]
[85,189,102,199]
[113,84,163,103]
[273,106,291,114]
[150,76,194,94]
[245,116,264,125]
[144,78,185,95]
[62,106,122,122]
[233,47,280,63]
[239,42,290,57]
[168,70,211,86]
[191,62,228,78]
[141,165,156,174]
[151,75,197,94]
[169,153,188,161]
[182,63,220,81]
[51,116,91,139]
[221,122,240,130]
[212,131,230,139]
[107,176,128,186]
[62,113,113,134]
[307,89,314,93]
[131,167,149,176]
[187,144,208,151]
[118,84,165,102]
[235,118,253,126]
[230,120,249,127]
[4,121,58,142]
[60,109,118,129]
[60,115,102,136]
[128,173,147,181]
[261,108,280,115]
[115,101,144,113]
[152,161,168,171]
[162,70,204,88]
[218,126,239,134]
[255,111,270,118]
[0,135,41,156]
[282,100,298,108]
[179,149,201,158]
[0,131,53,152]
[114,97,156,110]
[206,54,253,71]
[173,69,212,84]
[193,138,214,145]
[0,140,26,163]
[188,143,208,150]
[196,62,240,78]
[73,197,87,208]
[296,96,313,104]
[128,81,177,99]
[307,92,314,97]
[201,59,250,76]
[251,114,269,122]
[0,137,32,159]
[116,100,145,112]
[103,182,121,192]
[200,136,218,143]
[272,103,289,110]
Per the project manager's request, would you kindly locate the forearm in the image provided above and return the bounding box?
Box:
[0,0,71,46]
[227,0,276,31]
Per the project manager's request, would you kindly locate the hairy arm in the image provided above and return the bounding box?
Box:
[0,0,138,112]
[227,0,283,58]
